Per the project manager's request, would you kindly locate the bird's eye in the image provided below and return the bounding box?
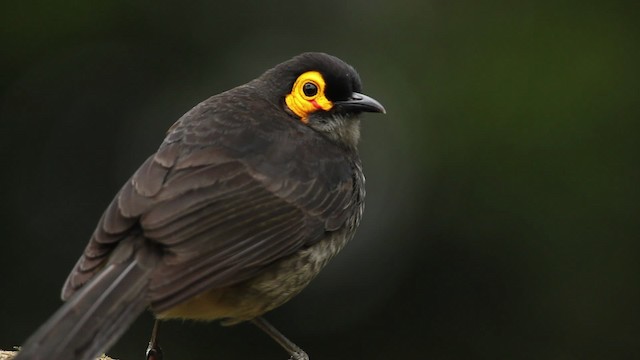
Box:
[302,82,318,97]
[285,71,333,121]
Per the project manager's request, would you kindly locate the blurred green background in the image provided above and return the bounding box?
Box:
[1,1,638,359]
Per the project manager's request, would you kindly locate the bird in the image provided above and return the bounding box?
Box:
[14,52,385,360]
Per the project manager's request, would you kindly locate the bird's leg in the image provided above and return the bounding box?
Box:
[251,316,309,360]
[145,320,163,360]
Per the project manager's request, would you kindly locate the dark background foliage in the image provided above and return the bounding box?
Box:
[1,1,638,359]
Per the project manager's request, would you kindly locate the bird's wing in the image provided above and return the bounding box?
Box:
[62,94,359,311]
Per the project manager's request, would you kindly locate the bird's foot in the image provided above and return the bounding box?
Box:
[146,346,163,360]
[289,350,309,360]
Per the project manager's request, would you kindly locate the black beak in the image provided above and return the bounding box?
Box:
[334,92,386,114]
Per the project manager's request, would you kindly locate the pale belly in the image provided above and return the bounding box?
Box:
[156,229,352,324]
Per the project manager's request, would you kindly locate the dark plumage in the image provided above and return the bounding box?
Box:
[15,52,385,360]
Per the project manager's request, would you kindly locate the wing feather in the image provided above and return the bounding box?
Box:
[62,90,361,311]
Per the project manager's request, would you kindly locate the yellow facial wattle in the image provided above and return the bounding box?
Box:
[285,71,333,123]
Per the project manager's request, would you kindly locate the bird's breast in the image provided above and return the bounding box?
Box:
[156,225,358,324]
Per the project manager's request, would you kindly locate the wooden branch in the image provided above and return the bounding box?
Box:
[0,350,115,360]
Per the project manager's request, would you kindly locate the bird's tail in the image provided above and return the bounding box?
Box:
[15,240,159,360]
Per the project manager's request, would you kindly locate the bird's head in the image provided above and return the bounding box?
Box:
[258,52,385,149]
